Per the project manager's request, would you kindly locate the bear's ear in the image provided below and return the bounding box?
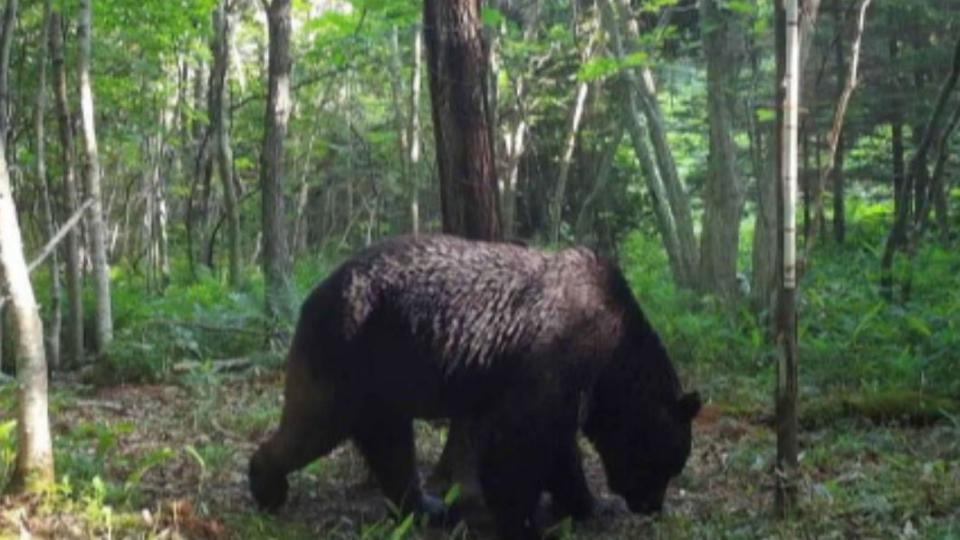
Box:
[673,391,702,421]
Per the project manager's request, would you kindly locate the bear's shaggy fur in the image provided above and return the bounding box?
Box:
[249,235,700,539]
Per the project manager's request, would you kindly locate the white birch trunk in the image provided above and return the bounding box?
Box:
[78,0,112,352]
[0,0,55,494]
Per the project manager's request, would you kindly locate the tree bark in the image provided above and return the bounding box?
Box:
[0,0,55,495]
[775,0,800,517]
[210,1,241,287]
[50,11,83,367]
[35,0,60,369]
[261,0,292,323]
[78,0,113,353]
[423,0,502,503]
[699,0,746,305]
[423,0,502,240]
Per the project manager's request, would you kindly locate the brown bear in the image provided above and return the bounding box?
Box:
[249,235,700,539]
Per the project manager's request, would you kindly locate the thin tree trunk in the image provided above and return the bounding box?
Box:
[549,80,590,244]
[880,35,960,300]
[753,0,820,323]
[751,80,778,322]
[802,133,811,243]
[700,0,746,305]
[830,0,846,244]
[408,25,423,235]
[575,125,624,241]
[423,0,502,240]
[210,1,241,287]
[35,0,60,369]
[261,0,292,323]
[805,0,871,262]
[388,25,411,227]
[500,78,529,239]
[927,102,960,240]
[496,3,541,239]
[0,0,55,495]
[291,136,313,256]
[600,0,698,288]
[78,0,113,353]
[775,0,800,517]
[50,11,83,367]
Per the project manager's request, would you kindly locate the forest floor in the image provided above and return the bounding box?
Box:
[2,367,959,540]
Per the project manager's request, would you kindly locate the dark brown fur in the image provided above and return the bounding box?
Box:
[250,235,700,539]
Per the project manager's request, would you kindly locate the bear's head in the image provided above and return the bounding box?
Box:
[249,446,289,511]
[585,389,701,514]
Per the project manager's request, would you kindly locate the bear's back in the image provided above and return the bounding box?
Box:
[321,235,622,372]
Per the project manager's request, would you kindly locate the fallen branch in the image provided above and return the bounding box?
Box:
[150,319,264,337]
[0,198,93,310]
[28,198,95,273]
[75,399,126,414]
[210,417,254,447]
[172,357,253,374]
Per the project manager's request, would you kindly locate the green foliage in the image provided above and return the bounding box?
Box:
[95,268,269,384]
[619,232,770,404]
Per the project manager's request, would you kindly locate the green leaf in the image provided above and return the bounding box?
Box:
[756,107,776,123]
[481,7,505,27]
[0,420,16,444]
[726,0,755,16]
[390,513,415,540]
[905,315,932,339]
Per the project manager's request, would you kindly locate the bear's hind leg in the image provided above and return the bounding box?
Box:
[546,438,595,522]
[478,417,557,540]
[353,416,451,526]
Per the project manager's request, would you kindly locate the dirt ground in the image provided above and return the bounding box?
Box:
[2,370,958,539]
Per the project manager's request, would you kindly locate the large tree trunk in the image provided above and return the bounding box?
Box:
[261,0,292,324]
[35,0,60,369]
[775,0,800,516]
[50,11,83,367]
[699,0,746,305]
[423,0,502,503]
[423,0,502,240]
[78,0,113,353]
[600,0,698,289]
[0,0,55,495]
[210,1,241,287]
